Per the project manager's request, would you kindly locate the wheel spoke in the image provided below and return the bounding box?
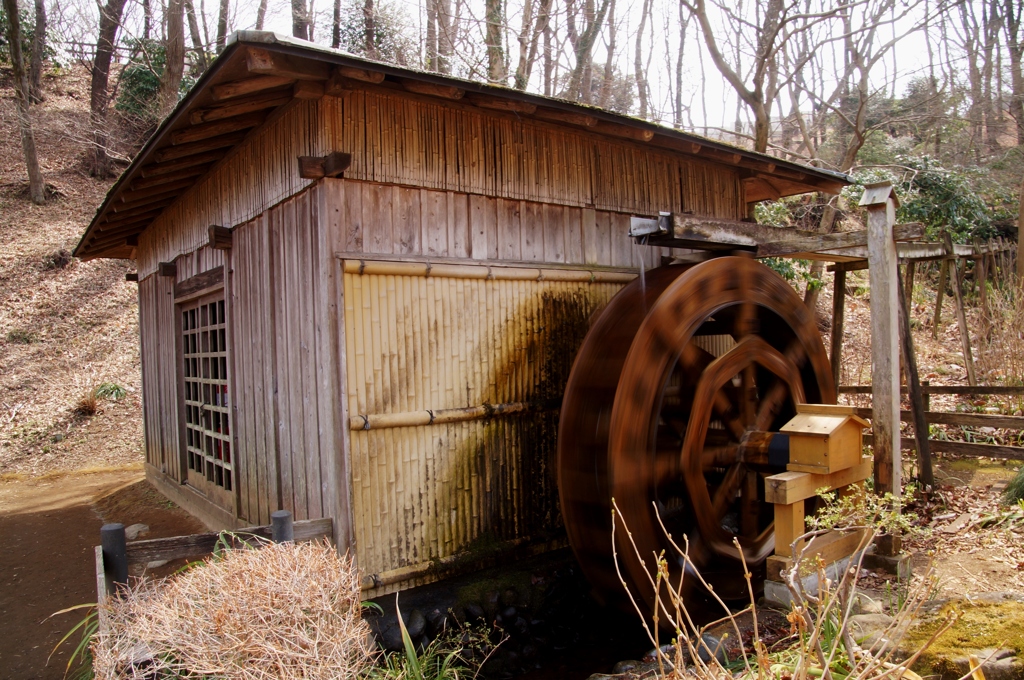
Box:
[740,470,760,539]
[711,463,745,517]
[701,444,741,470]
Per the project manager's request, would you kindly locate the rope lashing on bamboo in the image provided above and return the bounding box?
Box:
[349,401,534,431]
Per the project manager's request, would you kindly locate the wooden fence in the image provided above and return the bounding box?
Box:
[839,384,1024,461]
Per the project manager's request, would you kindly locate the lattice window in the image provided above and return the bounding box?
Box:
[181,296,233,492]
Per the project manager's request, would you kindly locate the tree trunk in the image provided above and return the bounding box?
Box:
[1018,177,1024,286]
[143,0,151,38]
[426,0,438,70]
[565,0,610,101]
[633,0,649,118]
[364,0,376,57]
[332,0,341,47]
[216,0,229,51]
[89,0,127,179]
[184,0,207,72]
[3,0,45,203]
[599,0,615,108]
[485,0,505,82]
[159,0,185,118]
[28,0,46,103]
[1005,0,1024,145]
[256,0,268,30]
[437,0,452,74]
[292,0,309,39]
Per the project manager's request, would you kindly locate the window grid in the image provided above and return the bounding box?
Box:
[182,298,233,493]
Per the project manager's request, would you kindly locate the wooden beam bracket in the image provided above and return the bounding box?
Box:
[298,151,352,180]
[158,261,177,278]
[208,225,232,250]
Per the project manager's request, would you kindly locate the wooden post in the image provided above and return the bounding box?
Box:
[100,523,128,591]
[922,380,931,412]
[974,238,989,322]
[861,182,901,499]
[904,262,916,306]
[831,269,846,388]
[933,256,948,339]
[898,274,934,491]
[271,510,294,543]
[945,232,977,386]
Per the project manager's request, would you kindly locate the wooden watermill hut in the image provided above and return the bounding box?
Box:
[75,32,848,596]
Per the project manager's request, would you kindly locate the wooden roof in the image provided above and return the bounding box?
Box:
[75,31,850,260]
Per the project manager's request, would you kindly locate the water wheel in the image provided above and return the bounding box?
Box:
[557,256,835,622]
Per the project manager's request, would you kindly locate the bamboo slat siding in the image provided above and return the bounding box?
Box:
[138,93,742,277]
[343,265,622,594]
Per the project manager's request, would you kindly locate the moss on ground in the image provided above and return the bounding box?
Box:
[905,601,1024,674]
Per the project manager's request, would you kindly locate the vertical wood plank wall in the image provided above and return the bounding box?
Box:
[139,273,181,481]
[137,91,744,278]
[228,185,342,526]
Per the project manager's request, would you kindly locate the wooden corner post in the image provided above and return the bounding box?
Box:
[861,182,901,501]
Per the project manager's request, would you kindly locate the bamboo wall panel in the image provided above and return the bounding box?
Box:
[343,266,623,589]
[137,93,741,277]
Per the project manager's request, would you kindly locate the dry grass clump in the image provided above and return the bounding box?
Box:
[612,500,954,680]
[92,540,374,679]
[976,286,1024,386]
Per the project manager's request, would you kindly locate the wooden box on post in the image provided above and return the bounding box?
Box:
[781,403,869,474]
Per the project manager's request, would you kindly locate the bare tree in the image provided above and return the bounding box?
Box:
[364,0,375,57]
[256,0,267,30]
[3,0,45,203]
[598,0,616,107]
[485,0,505,81]
[292,0,310,39]
[28,0,45,103]
[564,0,611,102]
[89,0,128,178]
[184,0,208,71]
[633,0,650,118]
[332,0,341,47]
[159,0,185,117]
[512,0,550,90]
[1004,0,1024,145]
[216,0,229,51]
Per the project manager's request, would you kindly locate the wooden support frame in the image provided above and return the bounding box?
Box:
[651,214,924,258]
[944,232,978,386]
[897,273,934,489]
[862,182,901,499]
[831,268,846,387]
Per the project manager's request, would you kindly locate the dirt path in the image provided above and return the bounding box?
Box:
[0,470,205,679]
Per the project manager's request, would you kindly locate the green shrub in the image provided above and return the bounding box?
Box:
[6,328,36,344]
[94,382,127,400]
[1005,467,1024,505]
